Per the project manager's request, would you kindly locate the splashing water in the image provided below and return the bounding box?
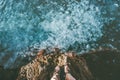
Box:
[0,0,119,68]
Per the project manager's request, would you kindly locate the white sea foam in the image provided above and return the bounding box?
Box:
[0,0,104,68]
[38,0,103,49]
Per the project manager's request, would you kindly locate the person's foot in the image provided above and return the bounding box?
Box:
[51,66,60,80]
[64,65,70,73]
[64,65,76,80]
[55,66,60,73]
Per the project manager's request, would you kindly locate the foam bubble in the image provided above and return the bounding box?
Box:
[0,0,103,68]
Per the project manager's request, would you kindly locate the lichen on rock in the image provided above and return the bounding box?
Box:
[7,48,119,80]
[17,49,94,80]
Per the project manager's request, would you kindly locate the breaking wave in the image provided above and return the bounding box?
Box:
[0,0,119,68]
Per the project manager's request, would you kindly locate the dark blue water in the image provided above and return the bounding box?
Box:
[0,0,120,68]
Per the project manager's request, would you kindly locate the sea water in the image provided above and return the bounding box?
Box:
[0,0,119,68]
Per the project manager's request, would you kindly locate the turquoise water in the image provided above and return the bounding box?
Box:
[0,0,120,68]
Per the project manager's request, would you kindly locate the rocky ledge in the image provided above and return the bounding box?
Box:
[0,48,120,80]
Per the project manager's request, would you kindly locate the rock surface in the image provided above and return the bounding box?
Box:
[17,49,94,80]
[0,49,120,80]
[0,65,19,80]
[81,49,120,80]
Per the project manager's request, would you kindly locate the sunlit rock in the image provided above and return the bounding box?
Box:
[0,49,120,80]
[17,49,94,80]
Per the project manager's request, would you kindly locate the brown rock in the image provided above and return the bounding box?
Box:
[17,49,94,80]
[1,49,120,80]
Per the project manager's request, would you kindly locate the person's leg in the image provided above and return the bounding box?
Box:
[64,65,76,80]
[51,66,60,80]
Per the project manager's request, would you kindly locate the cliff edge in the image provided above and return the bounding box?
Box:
[0,48,120,80]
